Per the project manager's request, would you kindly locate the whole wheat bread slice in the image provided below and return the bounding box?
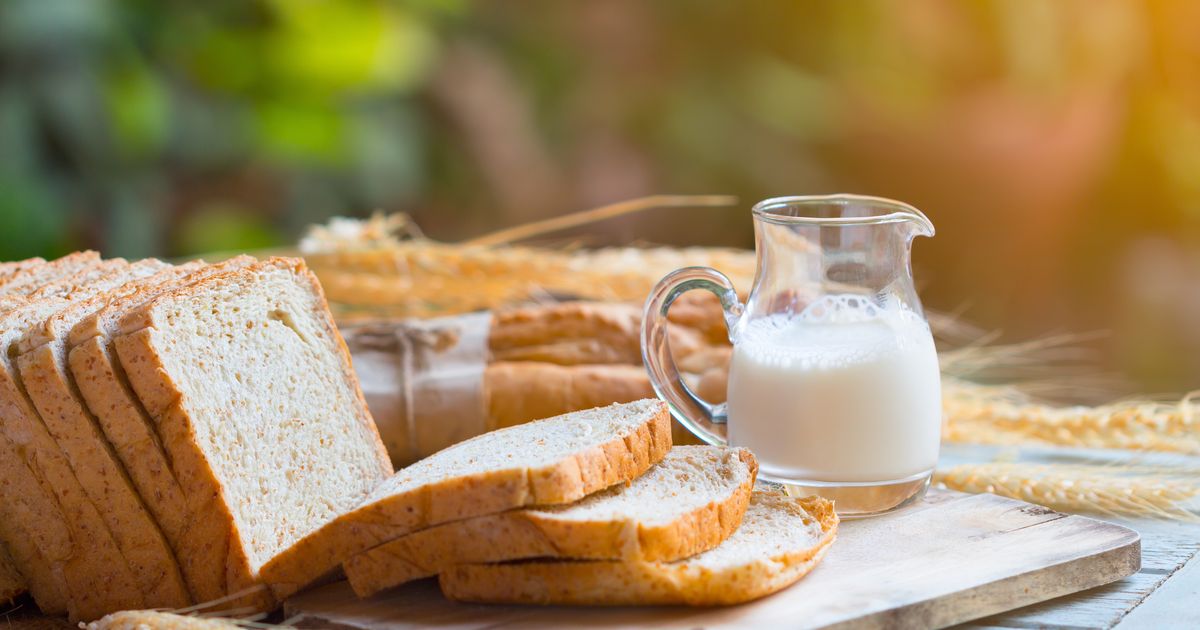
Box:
[68,257,257,605]
[440,490,838,606]
[261,398,671,599]
[0,260,157,621]
[16,261,202,609]
[345,445,756,597]
[113,258,392,611]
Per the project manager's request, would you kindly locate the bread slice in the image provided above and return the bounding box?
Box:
[68,257,256,604]
[440,490,838,606]
[113,258,392,610]
[0,260,158,621]
[0,251,100,297]
[261,398,671,599]
[16,262,202,609]
[344,445,755,597]
[0,542,27,605]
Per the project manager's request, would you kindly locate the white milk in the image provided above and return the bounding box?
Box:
[726,295,942,483]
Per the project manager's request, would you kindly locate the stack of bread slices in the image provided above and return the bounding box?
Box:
[259,396,837,607]
[0,252,836,623]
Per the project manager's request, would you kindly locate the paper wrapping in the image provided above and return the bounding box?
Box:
[345,313,491,467]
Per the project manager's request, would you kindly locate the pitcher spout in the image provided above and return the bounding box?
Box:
[752,193,934,238]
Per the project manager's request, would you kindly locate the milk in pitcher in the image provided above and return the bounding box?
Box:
[726,294,942,483]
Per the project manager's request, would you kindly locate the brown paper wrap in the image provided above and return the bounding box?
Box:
[345,300,729,466]
[345,313,491,467]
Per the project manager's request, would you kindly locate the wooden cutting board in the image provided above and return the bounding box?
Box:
[285,489,1141,629]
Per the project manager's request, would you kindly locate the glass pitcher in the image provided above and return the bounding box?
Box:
[641,195,941,516]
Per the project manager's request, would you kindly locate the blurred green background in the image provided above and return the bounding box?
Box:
[1,0,1198,393]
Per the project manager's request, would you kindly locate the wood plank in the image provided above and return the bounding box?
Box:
[1117,547,1200,628]
[286,491,1140,629]
[961,530,1199,629]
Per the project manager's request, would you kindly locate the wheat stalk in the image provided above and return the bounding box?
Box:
[935,462,1200,520]
[943,380,1200,454]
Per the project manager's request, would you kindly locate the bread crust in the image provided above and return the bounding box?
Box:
[489,302,643,366]
[439,493,838,606]
[484,362,655,430]
[260,400,671,600]
[344,447,756,597]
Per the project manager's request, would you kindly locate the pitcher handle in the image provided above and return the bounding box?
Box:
[641,266,743,447]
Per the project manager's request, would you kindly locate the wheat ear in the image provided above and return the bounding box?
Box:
[935,462,1200,520]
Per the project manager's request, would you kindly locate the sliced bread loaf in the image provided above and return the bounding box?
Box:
[440,490,838,606]
[68,257,256,605]
[0,261,154,621]
[261,398,671,599]
[16,261,198,609]
[113,258,392,610]
[345,445,756,597]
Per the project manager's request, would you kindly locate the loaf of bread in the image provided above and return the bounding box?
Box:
[344,445,757,597]
[440,490,838,606]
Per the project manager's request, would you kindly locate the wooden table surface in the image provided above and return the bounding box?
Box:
[4,445,1197,629]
